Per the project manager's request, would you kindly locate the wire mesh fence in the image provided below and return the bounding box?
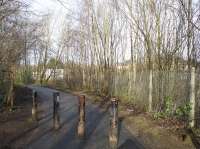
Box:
[63,68,200,113]
[0,68,14,106]
[35,65,200,126]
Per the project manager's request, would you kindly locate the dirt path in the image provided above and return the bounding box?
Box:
[8,86,144,149]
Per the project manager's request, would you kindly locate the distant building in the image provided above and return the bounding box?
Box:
[33,69,64,80]
[46,69,64,79]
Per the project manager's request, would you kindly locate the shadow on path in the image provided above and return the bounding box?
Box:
[188,129,200,149]
[118,139,144,149]
[11,87,146,149]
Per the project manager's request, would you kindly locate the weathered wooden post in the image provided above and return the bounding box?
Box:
[53,92,60,130]
[32,90,38,121]
[77,95,85,138]
[109,97,118,148]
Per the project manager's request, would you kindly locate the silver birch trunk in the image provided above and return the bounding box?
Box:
[149,69,153,112]
[189,67,195,127]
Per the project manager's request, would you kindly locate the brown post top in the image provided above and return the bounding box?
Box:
[110,97,119,102]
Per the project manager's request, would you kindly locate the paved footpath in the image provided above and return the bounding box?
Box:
[12,86,144,149]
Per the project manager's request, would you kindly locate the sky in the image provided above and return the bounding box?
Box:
[28,0,200,63]
[30,0,79,15]
[29,0,80,47]
[26,0,81,64]
[30,0,61,14]
[30,0,81,24]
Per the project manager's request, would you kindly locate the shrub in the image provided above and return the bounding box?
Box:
[16,68,33,85]
[154,96,174,119]
[164,96,174,116]
[175,103,191,119]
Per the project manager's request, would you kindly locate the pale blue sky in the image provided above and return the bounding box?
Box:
[29,0,80,48]
[28,0,200,62]
[30,0,78,15]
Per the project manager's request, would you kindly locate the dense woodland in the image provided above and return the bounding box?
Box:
[0,0,200,127]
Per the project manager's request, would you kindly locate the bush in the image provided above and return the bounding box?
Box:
[175,103,191,119]
[16,68,33,85]
[153,100,191,121]
[163,96,174,116]
[154,96,174,119]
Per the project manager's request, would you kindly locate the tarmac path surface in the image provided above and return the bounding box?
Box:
[12,86,144,149]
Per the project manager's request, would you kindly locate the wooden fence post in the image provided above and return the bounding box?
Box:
[32,90,38,121]
[53,92,60,130]
[109,98,118,148]
[77,95,85,138]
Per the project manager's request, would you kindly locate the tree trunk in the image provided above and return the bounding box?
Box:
[149,69,153,112]
[189,67,195,127]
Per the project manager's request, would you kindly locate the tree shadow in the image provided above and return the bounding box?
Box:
[27,111,77,146]
[77,103,110,148]
[118,139,145,149]
[118,116,125,140]
[52,102,145,149]
[117,116,145,149]
[187,129,200,149]
[8,103,76,147]
[49,101,111,149]
[9,89,146,149]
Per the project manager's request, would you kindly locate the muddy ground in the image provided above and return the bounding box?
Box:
[0,86,35,148]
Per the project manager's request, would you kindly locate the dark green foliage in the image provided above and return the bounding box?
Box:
[175,103,192,119]
[163,96,174,116]
[153,96,191,120]
[16,68,33,85]
[21,69,33,84]
[154,96,174,119]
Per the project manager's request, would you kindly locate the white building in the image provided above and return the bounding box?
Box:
[33,69,64,80]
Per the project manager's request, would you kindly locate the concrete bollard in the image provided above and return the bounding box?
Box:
[109,98,119,148]
[77,95,85,138]
[53,92,60,130]
[32,90,38,121]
